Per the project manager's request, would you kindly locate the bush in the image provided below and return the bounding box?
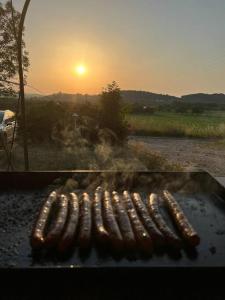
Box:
[17,100,101,145]
[18,101,74,143]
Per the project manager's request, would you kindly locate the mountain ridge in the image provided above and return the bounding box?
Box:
[26,90,225,105]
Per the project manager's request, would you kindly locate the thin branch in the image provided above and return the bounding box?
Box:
[0,79,19,86]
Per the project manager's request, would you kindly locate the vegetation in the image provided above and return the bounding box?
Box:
[99,81,128,142]
[1,92,225,141]
[22,101,75,143]
[127,111,225,138]
[1,84,224,171]
[2,94,225,142]
[0,82,181,171]
[0,1,29,96]
[14,81,128,145]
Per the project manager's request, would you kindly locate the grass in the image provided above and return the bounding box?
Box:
[127,111,225,138]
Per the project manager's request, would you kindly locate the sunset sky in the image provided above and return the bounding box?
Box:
[8,0,225,96]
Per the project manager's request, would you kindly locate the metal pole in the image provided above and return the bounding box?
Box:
[17,0,31,171]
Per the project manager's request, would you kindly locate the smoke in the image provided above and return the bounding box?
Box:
[48,124,194,194]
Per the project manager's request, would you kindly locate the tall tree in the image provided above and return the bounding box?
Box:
[0,0,30,170]
[0,1,29,96]
[99,81,128,142]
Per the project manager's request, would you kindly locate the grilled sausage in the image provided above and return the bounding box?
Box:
[78,193,92,249]
[93,187,109,244]
[112,191,136,250]
[148,193,182,249]
[102,191,123,251]
[57,193,79,253]
[123,191,152,253]
[45,194,69,248]
[132,193,164,247]
[31,191,57,249]
[163,190,200,247]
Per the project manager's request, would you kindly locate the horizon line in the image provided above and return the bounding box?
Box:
[24,90,225,99]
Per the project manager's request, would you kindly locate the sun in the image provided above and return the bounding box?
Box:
[75,65,86,76]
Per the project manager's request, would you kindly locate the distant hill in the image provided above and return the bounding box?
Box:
[26,93,43,98]
[121,90,179,105]
[27,90,179,105]
[28,92,99,103]
[181,93,225,104]
[8,91,225,107]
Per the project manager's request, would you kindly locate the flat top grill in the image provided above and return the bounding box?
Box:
[0,171,225,269]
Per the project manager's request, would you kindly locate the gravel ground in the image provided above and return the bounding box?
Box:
[130,136,225,176]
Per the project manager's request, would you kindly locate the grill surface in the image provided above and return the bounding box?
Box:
[0,171,225,269]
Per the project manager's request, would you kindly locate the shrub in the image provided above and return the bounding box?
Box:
[18,101,74,143]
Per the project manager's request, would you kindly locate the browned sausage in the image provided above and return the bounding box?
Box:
[102,191,123,251]
[93,187,109,244]
[45,194,69,248]
[112,191,136,250]
[123,191,152,253]
[57,193,79,253]
[31,191,57,249]
[132,193,165,247]
[163,190,200,247]
[77,193,92,249]
[148,193,182,249]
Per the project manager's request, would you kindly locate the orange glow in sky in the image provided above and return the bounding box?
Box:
[19,0,225,96]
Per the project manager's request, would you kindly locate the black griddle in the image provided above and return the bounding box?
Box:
[1,171,225,273]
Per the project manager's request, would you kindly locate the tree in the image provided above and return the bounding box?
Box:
[0,0,31,170]
[0,1,29,96]
[99,81,128,142]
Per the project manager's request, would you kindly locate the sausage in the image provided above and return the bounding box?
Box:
[57,193,79,253]
[31,191,57,249]
[102,191,123,251]
[93,187,109,244]
[77,193,92,249]
[163,190,200,247]
[123,191,152,253]
[45,194,69,248]
[132,193,165,247]
[112,191,136,250]
[148,193,182,249]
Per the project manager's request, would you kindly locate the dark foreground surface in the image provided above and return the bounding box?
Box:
[1,171,225,299]
[1,269,225,300]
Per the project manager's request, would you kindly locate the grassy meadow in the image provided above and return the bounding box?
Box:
[127,111,225,138]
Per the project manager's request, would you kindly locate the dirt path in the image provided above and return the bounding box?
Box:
[129,136,225,176]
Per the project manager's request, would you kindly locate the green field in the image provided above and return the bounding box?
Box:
[127,111,225,138]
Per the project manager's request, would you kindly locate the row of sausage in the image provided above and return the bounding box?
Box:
[31,188,200,254]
